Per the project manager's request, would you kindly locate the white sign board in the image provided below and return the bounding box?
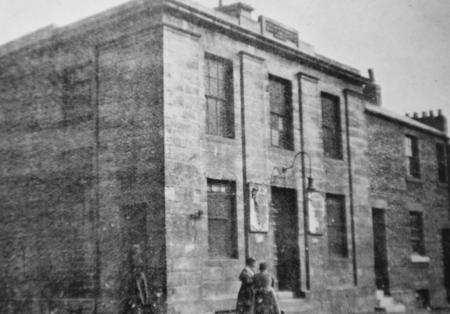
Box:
[308,192,325,235]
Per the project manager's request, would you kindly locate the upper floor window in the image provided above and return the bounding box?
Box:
[405,135,420,178]
[62,64,93,125]
[321,93,342,159]
[207,179,238,258]
[269,75,293,150]
[204,54,234,138]
[410,211,425,255]
[436,143,447,183]
[326,194,347,258]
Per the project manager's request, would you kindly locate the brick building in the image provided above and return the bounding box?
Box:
[0,0,449,313]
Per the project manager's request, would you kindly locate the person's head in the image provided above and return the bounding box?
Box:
[259,262,267,272]
[246,257,256,269]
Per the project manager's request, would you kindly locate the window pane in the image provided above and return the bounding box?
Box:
[405,137,413,157]
[269,76,292,149]
[410,212,425,255]
[321,93,342,159]
[206,97,217,135]
[207,180,237,258]
[326,194,347,257]
[208,219,229,257]
[437,143,447,183]
[204,54,234,138]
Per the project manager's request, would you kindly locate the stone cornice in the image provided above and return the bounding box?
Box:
[164,0,370,86]
[0,0,371,86]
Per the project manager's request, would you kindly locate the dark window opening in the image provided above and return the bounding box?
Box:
[437,143,448,183]
[62,63,93,125]
[405,135,420,178]
[207,179,238,258]
[204,54,234,138]
[410,211,425,255]
[326,194,347,257]
[416,289,430,309]
[269,75,293,150]
[321,93,342,159]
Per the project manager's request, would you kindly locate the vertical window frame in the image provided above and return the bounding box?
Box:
[326,193,348,258]
[269,75,293,150]
[321,92,343,160]
[405,135,420,178]
[436,142,448,183]
[62,63,93,126]
[204,53,235,139]
[410,211,425,256]
[207,179,238,259]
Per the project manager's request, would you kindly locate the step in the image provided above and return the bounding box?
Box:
[278,296,318,314]
[277,291,296,299]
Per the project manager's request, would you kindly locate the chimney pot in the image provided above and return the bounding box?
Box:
[438,109,443,116]
[429,110,434,117]
[413,112,418,118]
[405,113,410,117]
[422,111,427,118]
[368,69,375,82]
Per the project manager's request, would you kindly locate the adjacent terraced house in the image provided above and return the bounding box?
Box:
[0,0,449,313]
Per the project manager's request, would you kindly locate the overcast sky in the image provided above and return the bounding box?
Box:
[1,0,450,128]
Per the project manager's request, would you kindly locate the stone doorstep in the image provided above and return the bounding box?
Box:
[277,291,319,314]
[375,290,406,313]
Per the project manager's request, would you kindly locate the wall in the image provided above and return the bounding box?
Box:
[162,10,376,314]
[0,8,166,314]
[367,113,450,311]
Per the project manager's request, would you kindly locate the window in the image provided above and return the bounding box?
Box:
[405,135,420,178]
[321,93,342,159]
[326,194,347,257]
[62,64,93,125]
[204,54,234,138]
[410,211,425,255]
[207,179,237,258]
[269,75,293,150]
[437,143,447,183]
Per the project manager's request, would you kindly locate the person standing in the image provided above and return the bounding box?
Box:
[236,257,256,314]
[253,262,281,314]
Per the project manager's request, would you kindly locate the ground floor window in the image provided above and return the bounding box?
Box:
[207,179,238,258]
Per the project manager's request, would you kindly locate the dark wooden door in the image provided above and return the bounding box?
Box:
[372,208,390,295]
[442,229,450,302]
[271,187,300,292]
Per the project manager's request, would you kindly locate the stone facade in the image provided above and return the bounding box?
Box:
[0,0,448,314]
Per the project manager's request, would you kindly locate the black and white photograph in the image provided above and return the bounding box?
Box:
[0,0,450,313]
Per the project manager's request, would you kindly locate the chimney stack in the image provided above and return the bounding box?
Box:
[362,68,382,106]
[409,108,447,133]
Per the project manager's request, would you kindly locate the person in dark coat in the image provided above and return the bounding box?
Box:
[236,257,256,314]
[253,262,280,314]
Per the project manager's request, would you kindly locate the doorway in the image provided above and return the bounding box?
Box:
[270,187,300,292]
[372,208,390,295]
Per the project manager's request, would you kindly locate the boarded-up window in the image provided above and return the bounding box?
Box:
[437,143,447,183]
[269,76,293,150]
[405,135,420,178]
[326,194,347,257]
[62,63,93,125]
[321,93,342,159]
[204,54,234,138]
[410,211,425,255]
[207,179,237,258]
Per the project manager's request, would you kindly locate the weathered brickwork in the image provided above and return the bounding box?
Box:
[367,111,450,311]
[0,1,448,314]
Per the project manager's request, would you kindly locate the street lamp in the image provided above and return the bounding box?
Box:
[280,151,316,193]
